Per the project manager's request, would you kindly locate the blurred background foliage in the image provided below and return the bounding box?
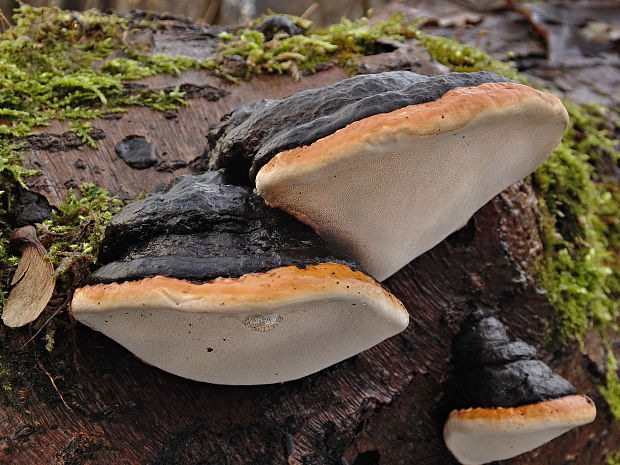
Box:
[0,0,500,26]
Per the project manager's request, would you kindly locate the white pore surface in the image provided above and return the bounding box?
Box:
[443,421,584,464]
[257,107,565,281]
[74,292,408,385]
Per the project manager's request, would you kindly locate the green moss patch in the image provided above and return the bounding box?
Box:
[533,100,619,416]
[608,448,620,465]
[208,14,419,81]
[0,5,199,141]
[40,183,124,273]
[533,102,619,344]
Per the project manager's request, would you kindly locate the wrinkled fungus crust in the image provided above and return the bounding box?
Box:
[259,82,564,176]
[71,263,409,384]
[450,309,577,409]
[205,71,510,183]
[91,171,357,284]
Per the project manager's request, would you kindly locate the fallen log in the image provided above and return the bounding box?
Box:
[1,12,617,465]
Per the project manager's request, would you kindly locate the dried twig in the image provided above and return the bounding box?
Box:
[301,3,319,20]
[36,359,73,411]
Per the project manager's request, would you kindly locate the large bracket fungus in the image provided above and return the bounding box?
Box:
[206,71,569,281]
[73,71,568,389]
[443,309,596,464]
[71,172,408,385]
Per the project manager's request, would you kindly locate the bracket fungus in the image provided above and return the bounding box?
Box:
[206,71,569,281]
[71,172,408,384]
[443,309,596,464]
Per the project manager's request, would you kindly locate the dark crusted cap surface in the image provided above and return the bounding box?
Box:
[451,309,577,409]
[92,171,357,284]
[204,71,511,183]
[254,15,302,40]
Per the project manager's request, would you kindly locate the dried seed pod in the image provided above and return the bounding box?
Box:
[2,226,55,328]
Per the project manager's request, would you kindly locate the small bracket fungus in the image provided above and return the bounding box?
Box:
[71,172,408,385]
[443,309,596,464]
[205,71,569,281]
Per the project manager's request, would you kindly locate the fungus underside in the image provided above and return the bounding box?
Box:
[0,7,617,420]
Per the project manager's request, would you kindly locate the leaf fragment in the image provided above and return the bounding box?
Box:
[2,226,55,327]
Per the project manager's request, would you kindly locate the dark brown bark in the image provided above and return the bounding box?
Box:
[2,18,618,465]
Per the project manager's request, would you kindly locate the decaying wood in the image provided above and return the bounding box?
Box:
[2,16,618,465]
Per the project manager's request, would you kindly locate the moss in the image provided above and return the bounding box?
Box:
[209,12,520,82]
[416,31,522,81]
[42,183,124,268]
[0,5,199,142]
[533,102,619,345]
[69,120,98,148]
[530,101,620,422]
[601,348,620,420]
[608,449,620,465]
[210,13,420,81]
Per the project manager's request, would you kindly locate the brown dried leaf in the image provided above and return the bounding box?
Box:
[2,227,55,328]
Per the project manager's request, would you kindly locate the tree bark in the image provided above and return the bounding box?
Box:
[1,16,618,465]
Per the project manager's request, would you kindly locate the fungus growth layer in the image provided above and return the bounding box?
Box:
[91,171,358,284]
[205,71,510,183]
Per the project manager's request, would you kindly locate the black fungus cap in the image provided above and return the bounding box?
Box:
[204,71,511,184]
[451,309,577,409]
[92,171,358,284]
[254,15,302,40]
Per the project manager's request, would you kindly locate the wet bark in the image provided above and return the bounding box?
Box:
[2,16,618,465]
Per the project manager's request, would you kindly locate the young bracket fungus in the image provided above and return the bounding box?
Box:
[205,71,569,281]
[443,309,596,465]
[70,171,408,385]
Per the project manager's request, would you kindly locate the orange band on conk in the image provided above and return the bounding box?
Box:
[448,395,596,422]
[71,263,406,314]
[259,82,567,176]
